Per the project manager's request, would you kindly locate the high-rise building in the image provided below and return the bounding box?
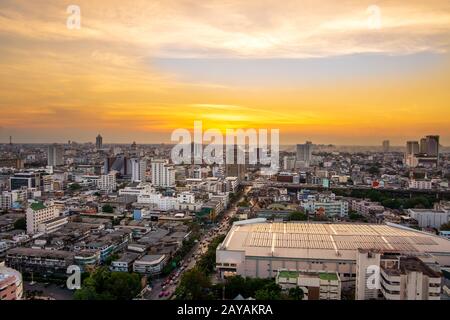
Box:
[151,159,175,187]
[419,138,428,154]
[225,145,246,181]
[104,155,131,176]
[414,135,440,167]
[283,156,296,171]
[131,158,147,182]
[47,144,64,167]
[406,141,419,155]
[96,134,103,149]
[382,140,390,153]
[425,135,439,158]
[97,172,117,194]
[405,141,420,167]
[296,142,313,166]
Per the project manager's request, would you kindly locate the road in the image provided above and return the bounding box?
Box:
[142,186,251,300]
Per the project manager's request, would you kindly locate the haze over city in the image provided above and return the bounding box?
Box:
[1,0,450,145]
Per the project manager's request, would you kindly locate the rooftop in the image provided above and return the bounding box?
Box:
[319,272,339,281]
[278,270,299,279]
[29,202,46,211]
[7,247,75,260]
[218,220,450,261]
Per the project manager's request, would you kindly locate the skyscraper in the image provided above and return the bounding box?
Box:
[405,141,419,168]
[406,141,419,155]
[425,135,439,157]
[104,155,131,176]
[382,140,390,152]
[131,158,147,182]
[96,134,103,149]
[419,138,427,154]
[296,141,313,165]
[47,144,64,167]
[151,159,175,187]
[225,145,246,181]
[406,136,440,167]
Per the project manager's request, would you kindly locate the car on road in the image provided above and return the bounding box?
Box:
[159,291,165,298]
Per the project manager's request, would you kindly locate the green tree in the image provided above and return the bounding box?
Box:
[221,276,283,300]
[368,165,380,175]
[237,200,250,207]
[255,286,282,300]
[104,253,119,266]
[197,235,225,274]
[288,286,304,300]
[102,204,114,213]
[74,267,141,300]
[175,268,213,300]
[14,217,26,230]
[69,183,82,191]
[288,211,307,221]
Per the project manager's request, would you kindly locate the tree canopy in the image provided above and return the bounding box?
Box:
[74,267,141,300]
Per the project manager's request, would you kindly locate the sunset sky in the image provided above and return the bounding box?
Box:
[0,0,450,145]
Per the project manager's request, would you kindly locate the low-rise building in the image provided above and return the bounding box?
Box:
[133,254,167,275]
[409,179,432,190]
[276,270,341,300]
[110,252,140,272]
[408,209,450,229]
[37,215,69,234]
[5,247,75,274]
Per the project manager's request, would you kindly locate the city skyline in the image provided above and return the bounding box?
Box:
[1,0,450,145]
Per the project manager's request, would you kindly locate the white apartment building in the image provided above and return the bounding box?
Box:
[47,144,64,167]
[283,156,296,171]
[37,216,69,234]
[151,159,175,187]
[26,202,60,234]
[133,254,166,275]
[131,158,147,182]
[177,192,195,204]
[97,172,117,194]
[137,192,178,211]
[225,177,238,193]
[0,190,27,210]
[134,187,201,212]
[409,179,432,190]
[408,209,450,229]
[351,200,385,216]
[379,256,441,300]
[119,183,153,197]
[302,197,348,217]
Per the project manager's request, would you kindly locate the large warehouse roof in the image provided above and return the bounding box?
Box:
[219,220,450,261]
